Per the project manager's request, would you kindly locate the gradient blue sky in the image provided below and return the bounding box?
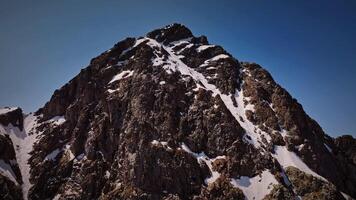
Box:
[0,0,355,137]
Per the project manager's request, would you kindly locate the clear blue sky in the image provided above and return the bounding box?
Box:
[0,0,355,137]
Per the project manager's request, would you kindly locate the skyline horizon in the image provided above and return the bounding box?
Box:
[0,0,355,137]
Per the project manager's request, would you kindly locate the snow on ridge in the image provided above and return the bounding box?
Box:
[108,70,134,84]
[133,38,149,48]
[199,54,230,67]
[0,107,18,115]
[181,143,226,185]
[230,170,278,200]
[196,45,215,53]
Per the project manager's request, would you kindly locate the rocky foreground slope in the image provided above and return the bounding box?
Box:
[0,24,355,200]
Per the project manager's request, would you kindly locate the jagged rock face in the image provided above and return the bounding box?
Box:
[0,108,24,200]
[0,107,24,130]
[1,24,355,200]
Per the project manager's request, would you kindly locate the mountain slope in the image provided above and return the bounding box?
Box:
[0,24,355,200]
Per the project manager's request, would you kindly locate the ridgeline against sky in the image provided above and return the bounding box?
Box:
[0,0,355,136]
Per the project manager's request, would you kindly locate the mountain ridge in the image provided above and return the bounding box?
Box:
[0,23,355,200]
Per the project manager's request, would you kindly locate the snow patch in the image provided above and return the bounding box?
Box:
[44,148,61,161]
[48,116,65,126]
[230,170,278,200]
[107,88,120,94]
[151,140,172,150]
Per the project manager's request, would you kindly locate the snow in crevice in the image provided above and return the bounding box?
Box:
[324,143,332,153]
[230,170,278,200]
[108,70,134,84]
[341,191,354,200]
[181,143,225,185]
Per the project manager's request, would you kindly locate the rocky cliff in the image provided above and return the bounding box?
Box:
[0,24,355,200]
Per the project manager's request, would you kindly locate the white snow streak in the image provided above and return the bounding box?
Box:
[324,143,332,153]
[196,45,215,52]
[108,70,134,84]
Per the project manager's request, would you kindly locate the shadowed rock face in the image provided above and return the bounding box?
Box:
[0,107,23,130]
[0,24,355,200]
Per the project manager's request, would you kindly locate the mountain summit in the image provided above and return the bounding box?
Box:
[0,24,355,200]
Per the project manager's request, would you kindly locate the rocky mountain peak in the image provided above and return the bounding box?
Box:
[147,23,194,44]
[0,24,355,200]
